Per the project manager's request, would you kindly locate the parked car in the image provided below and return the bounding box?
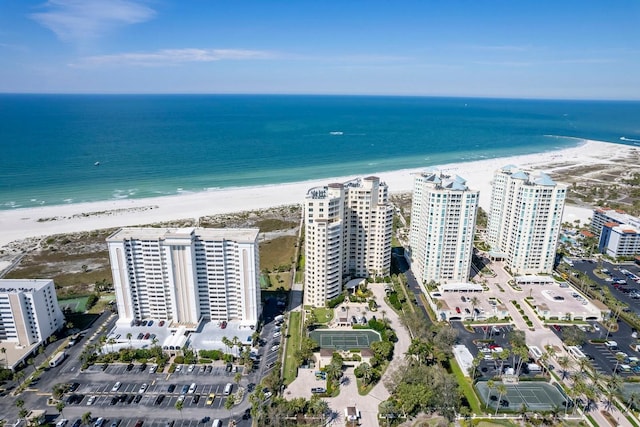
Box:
[154,395,165,405]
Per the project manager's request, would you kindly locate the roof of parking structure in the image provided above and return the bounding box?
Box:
[515,276,556,285]
[438,283,484,292]
[188,320,254,351]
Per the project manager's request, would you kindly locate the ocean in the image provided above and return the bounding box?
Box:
[1,95,639,210]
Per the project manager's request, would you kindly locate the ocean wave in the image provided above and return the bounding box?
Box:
[621,136,640,143]
[112,189,139,199]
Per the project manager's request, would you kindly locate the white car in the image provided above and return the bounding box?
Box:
[175,365,182,372]
[56,419,69,427]
[86,395,96,406]
[187,364,195,373]
[270,344,280,352]
[273,332,281,339]
[111,382,121,392]
[149,365,157,373]
[592,324,600,331]
[138,383,148,394]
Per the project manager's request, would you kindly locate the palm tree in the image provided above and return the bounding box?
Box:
[614,353,626,373]
[175,399,184,418]
[222,336,232,356]
[558,356,571,379]
[232,336,242,357]
[81,412,92,426]
[0,347,6,368]
[495,384,507,415]
[56,401,65,417]
[626,391,640,412]
[359,363,374,386]
[325,362,342,383]
[471,352,484,379]
[224,394,235,421]
[485,379,495,407]
[470,296,479,319]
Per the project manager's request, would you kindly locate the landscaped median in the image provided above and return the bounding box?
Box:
[283,311,301,384]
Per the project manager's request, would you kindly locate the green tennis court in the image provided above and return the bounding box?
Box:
[475,381,569,411]
[309,329,381,350]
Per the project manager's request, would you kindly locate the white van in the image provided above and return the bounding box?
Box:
[223,383,232,396]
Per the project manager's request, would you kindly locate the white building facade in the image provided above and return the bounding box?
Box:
[0,279,64,347]
[107,228,261,328]
[304,177,393,307]
[408,171,479,285]
[487,165,566,275]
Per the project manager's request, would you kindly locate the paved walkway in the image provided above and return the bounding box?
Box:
[314,284,411,426]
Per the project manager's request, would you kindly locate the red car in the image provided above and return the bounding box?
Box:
[455,307,461,314]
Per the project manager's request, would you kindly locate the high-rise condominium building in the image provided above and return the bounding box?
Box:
[304,176,393,307]
[107,227,261,328]
[0,279,64,347]
[408,171,479,285]
[487,165,566,275]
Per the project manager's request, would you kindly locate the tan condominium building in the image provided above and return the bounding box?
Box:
[304,176,393,307]
[408,171,479,286]
[487,165,566,275]
[0,279,65,348]
[107,227,261,328]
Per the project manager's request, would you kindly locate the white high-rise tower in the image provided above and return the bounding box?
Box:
[487,165,566,275]
[107,227,261,328]
[409,171,479,285]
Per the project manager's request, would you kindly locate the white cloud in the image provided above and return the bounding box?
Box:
[72,48,277,67]
[31,0,155,41]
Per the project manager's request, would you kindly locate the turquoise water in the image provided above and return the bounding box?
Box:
[1,95,639,210]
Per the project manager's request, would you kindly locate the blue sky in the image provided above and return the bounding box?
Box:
[1,0,639,99]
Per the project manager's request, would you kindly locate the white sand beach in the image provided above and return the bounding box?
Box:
[0,139,631,250]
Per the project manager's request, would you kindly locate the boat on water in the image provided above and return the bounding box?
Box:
[94,161,100,166]
[329,131,344,135]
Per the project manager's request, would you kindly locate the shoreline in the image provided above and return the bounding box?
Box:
[0,139,631,250]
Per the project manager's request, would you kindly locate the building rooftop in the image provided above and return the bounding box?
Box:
[415,170,473,192]
[107,227,259,243]
[0,279,53,293]
[498,166,558,187]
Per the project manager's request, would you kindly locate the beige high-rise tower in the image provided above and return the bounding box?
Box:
[304,176,393,307]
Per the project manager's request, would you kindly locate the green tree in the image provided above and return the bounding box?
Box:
[495,384,507,415]
[81,412,92,426]
[175,399,184,418]
[56,401,65,417]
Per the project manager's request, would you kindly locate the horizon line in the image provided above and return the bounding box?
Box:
[1,92,639,102]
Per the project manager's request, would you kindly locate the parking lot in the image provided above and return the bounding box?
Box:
[572,260,640,315]
[551,316,639,376]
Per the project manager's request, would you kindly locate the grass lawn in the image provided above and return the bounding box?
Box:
[312,307,334,324]
[88,295,116,314]
[450,358,483,415]
[259,235,297,270]
[283,311,302,385]
[268,272,292,290]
